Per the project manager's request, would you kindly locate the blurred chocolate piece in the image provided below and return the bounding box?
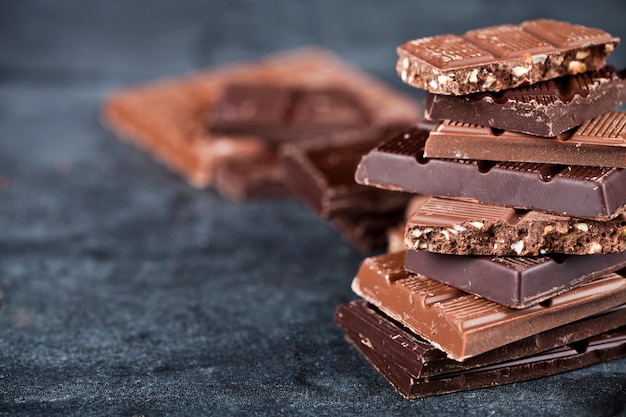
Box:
[397,19,619,95]
[338,300,626,398]
[103,47,420,189]
[351,251,626,360]
[424,112,626,167]
[424,67,626,136]
[355,125,626,220]
[404,249,626,308]
[331,208,406,253]
[404,195,626,255]
[210,84,371,142]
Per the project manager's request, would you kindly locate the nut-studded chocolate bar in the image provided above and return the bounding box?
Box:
[424,111,626,167]
[424,67,626,137]
[397,19,619,95]
[351,251,626,360]
[404,195,626,256]
[355,125,626,220]
[404,248,626,308]
[337,301,626,398]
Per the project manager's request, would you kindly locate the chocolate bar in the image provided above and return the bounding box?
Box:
[338,301,626,398]
[280,132,410,219]
[424,67,626,137]
[424,112,626,167]
[404,195,626,256]
[397,19,619,95]
[335,300,626,379]
[354,125,626,220]
[351,251,626,360]
[209,84,372,142]
[331,209,406,253]
[404,249,626,308]
[103,47,420,188]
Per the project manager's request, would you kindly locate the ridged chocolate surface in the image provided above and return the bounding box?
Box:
[404,249,626,308]
[424,68,626,136]
[355,125,626,219]
[351,251,626,360]
[404,195,626,255]
[397,19,619,95]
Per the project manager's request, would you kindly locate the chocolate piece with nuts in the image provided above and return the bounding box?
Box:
[397,19,619,95]
[404,195,626,256]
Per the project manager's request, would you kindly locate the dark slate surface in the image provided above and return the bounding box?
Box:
[2,1,626,415]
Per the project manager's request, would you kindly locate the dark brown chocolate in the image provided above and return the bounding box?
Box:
[424,67,626,137]
[209,84,372,142]
[404,248,626,308]
[351,251,626,360]
[354,125,626,220]
[331,208,406,253]
[397,19,619,95]
[339,301,626,398]
[424,112,626,167]
[404,195,626,256]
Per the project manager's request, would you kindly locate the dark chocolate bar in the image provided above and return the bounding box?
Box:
[354,125,626,220]
[209,84,371,142]
[103,47,420,189]
[280,131,410,219]
[339,301,626,398]
[335,300,626,380]
[397,19,619,95]
[351,251,626,360]
[424,112,626,167]
[404,195,626,256]
[424,67,626,137]
[404,249,626,308]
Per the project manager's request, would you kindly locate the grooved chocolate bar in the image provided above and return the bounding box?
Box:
[404,249,626,308]
[354,125,626,220]
[335,300,626,380]
[209,85,372,142]
[351,251,626,360]
[397,19,619,95]
[404,195,626,255]
[424,112,626,167]
[339,301,626,398]
[103,47,420,188]
[424,67,626,137]
[280,132,410,219]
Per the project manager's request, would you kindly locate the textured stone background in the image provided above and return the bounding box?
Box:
[1,1,626,415]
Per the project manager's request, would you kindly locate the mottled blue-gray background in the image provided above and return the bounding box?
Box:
[1,1,626,416]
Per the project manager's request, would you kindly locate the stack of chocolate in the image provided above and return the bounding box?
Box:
[335,19,626,398]
[102,48,420,251]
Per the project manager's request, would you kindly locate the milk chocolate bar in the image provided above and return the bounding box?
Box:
[424,112,626,167]
[209,84,372,142]
[354,125,626,220]
[339,302,626,398]
[397,19,619,95]
[280,132,410,219]
[351,251,626,360]
[424,67,626,137]
[335,300,626,380]
[404,195,626,255]
[103,47,420,188]
[404,249,626,308]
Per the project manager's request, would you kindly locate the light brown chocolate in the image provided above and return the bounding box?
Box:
[397,19,619,95]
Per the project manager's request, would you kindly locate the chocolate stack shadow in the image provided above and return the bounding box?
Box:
[335,19,626,398]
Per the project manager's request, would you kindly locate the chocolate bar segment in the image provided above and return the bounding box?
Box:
[404,195,626,255]
[424,67,626,137]
[335,300,626,380]
[424,112,626,167]
[397,19,619,95]
[404,249,626,308]
[351,251,626,360]
[340,302,626,398]
[354,125,626,220]
[209,84,372,143]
